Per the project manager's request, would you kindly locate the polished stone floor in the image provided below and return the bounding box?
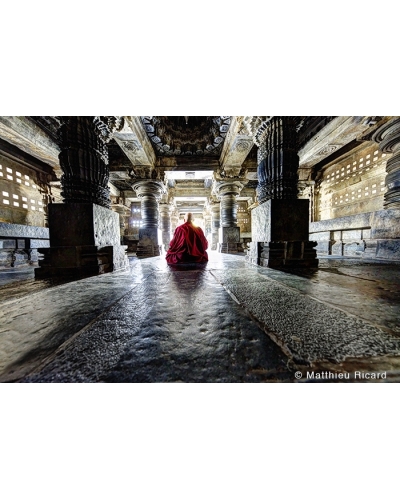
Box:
[1,251,400,382]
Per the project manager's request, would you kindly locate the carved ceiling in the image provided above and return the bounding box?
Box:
[141,116,231,157]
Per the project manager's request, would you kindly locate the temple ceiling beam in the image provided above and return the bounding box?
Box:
[0,116,61,172]
[219,116,254,176]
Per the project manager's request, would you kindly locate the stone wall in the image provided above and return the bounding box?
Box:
[310,209,400,260]
[316,142,386,221]
[0,222,50,267]
[0,154,48,226]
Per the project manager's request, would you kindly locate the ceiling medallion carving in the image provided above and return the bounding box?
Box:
[317,144,341,156]
[122,140,140,152]
[141,116,231,157]
[235,139,252,153]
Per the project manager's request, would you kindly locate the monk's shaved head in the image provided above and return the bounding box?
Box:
[184,212,193,223]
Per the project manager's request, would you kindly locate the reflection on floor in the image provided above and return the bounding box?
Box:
[1,251,400,382]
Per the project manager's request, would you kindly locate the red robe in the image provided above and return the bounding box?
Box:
[166,222,208,264]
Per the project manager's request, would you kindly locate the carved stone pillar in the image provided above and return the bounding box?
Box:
[110,197,130,243]
[170,209,179,234]
[58,116,122,207]
[203,212,212,239]
[132,180,165,257]
[372,117,400,209]
[214,181,244,252]
[255,116,299,203]
[248,116,318,268]
[159,203,172,252]
[127,202,141,237]
[210,202,221,250]
[35,116,128,278]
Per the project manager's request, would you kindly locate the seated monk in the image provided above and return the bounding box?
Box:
[166,212,208,264]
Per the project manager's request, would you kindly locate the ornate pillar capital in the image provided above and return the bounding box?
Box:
[213,180,245,198]
[132,180,165,200]
[93,116,124,146]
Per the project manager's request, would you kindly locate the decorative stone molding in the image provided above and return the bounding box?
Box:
[93,116,124,145]
[215,165,248,180]
[372,117,400,209]
[219,116,254,170]
[115,116,157,167]
[242,116,270,140]
[316,144,341,156]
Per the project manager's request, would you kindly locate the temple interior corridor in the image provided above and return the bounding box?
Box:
[3,8,400,499]
[1,251,400,383]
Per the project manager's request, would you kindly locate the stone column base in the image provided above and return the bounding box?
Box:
[218,227,240,253]
[259,241,319,268]
[34,203,128,278]
[35,244,128,278]
[136,227,161,258]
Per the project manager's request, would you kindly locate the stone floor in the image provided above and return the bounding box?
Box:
[1,251,400,383]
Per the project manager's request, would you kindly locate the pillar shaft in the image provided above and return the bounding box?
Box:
[372,117,400,209]
[159,203,172,251]
[132,180,165,257]
[214,182,244,252]
[211,202,220,250]
[255,116,298,203]
[215,182,243,228]
[58,117,114,208]
[220,194,238,227]
[203,213,212,237]
[170,211,179,233]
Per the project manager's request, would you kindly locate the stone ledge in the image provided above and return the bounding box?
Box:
[0,222,49,239]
